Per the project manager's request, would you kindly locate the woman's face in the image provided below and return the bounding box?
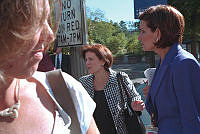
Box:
[138,20,157,51]
[85,51,105,74]
[2,0,54,79]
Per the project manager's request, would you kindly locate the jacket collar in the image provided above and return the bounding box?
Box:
[87,68,116,81]
[149,43,182,107]
[84,68,117,97]
[158,43,181,66]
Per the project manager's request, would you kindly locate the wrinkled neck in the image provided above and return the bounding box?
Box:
[154,47,170,63]
[0,77,16,99]
[94,68,109,80]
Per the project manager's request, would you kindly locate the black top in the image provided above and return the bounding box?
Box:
[93,90,117,134]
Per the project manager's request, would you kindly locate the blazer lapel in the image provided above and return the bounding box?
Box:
[150,43,180,106]
[150,63,169,104]
[85,75,95,98]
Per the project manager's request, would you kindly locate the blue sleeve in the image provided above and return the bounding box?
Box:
[173,59,200,133]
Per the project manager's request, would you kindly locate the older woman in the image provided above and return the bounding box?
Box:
[0,0,99,133]
[80,44,145,134]
[138,5,200,134]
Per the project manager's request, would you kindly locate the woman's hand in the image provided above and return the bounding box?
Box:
[131,100,145,111]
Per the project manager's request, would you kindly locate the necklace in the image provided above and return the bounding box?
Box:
[0,80,20,119]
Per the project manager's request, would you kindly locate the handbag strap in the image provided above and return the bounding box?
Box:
[46,69,81,134]
[117,72,142,116]
[116,72,127,108]
[117,72,131,102]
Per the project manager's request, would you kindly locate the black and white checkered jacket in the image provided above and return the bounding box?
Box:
[79,68,141,134]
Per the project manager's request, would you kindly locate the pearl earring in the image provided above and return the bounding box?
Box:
[156,38,159,42]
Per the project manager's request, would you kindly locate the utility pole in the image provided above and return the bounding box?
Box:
[56,0,88,79]
[70,46,87,80]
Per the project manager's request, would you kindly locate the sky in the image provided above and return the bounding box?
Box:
[86,0,135,23]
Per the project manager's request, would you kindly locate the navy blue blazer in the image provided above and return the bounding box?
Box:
[146,44,200,134]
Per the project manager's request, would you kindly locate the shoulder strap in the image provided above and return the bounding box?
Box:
[46,70,81,134]
[117,72,142,116]
[117,72,129,99]
[116,72,126,106]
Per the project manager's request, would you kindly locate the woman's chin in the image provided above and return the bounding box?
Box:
[143,47,151,52]
[88,71,94,74]
[21,64,39,79]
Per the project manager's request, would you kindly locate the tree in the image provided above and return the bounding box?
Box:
[86,8,107,22]
[126,32,143,55]
[88,20,115,45]
[112,22,122,36]
[119,21,129,36]
[86,7,145,56]
[86,8,113,45]
[106,33,127,56]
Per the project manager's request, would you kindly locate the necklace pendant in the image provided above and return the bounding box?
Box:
[10,100,20,118]
[0,100,20,119]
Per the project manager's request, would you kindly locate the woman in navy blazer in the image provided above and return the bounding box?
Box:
[138,5,200,134]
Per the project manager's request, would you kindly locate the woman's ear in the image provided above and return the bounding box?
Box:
[100,60,106,66]
[154,28,161,42]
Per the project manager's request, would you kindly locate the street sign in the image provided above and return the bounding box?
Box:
[134,0,167,19]
[56,0,87,47]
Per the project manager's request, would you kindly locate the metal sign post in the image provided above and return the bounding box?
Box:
[56,0,88,79]
[56,0,88,46]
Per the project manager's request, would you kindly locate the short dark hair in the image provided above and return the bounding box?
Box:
[138,5,185,48]
[81,44,113,71]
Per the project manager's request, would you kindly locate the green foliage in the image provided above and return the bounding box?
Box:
[106,33,127,56]
[126,32,143,55]
[86,7,143,56]
[112,22,122,36]
[88,20,115,45]
[62,47,70,55]
[119,21,128,33]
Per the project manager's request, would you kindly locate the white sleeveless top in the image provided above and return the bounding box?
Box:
[33,71,96,134]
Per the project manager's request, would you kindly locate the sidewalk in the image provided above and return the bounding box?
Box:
[112,63,150,80]
[112,63,150,87]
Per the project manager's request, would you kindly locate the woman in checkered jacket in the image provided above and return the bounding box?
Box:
[80,44,145,134]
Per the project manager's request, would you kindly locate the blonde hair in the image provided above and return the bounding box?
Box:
[0,0,48,55]
[0,0,53,81]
